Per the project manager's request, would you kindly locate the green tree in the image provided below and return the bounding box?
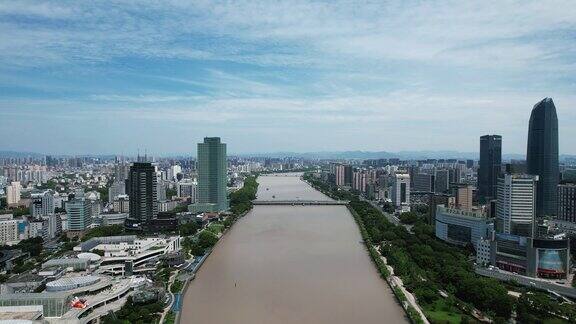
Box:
[179,222,199,236]
[198,230,218,249]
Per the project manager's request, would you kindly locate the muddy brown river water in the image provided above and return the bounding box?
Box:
[180,173,407,323]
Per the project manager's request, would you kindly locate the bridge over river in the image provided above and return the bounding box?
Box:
[253,200,349,206]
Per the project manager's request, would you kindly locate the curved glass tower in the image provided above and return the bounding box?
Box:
[526,98,559,217]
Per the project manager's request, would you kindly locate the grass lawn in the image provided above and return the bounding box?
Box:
[207,223,224,234]
[423,299,464,324]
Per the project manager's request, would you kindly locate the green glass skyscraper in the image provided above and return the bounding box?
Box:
[190,137,228,212]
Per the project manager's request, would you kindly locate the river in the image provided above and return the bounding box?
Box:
[180,173,407,323]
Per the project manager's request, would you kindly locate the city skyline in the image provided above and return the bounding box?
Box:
[1,1,576,154]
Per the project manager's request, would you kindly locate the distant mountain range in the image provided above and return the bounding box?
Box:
[1,150,575,161]
[0,151,45,158]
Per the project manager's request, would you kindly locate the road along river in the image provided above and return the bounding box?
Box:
[180,173,407,323]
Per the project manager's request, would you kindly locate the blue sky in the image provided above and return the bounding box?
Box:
[1,1,575,155]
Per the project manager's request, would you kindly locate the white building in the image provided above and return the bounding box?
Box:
[435,206,491,250]
[158,200,178,212]
[177,180,197,202]
[30,190,55,217]
[6,181,21,206]
[0,217,21,244]
[476,238,492,266]
[113,195,129,213]
[75,236,182,276]
[496,174,538,237]
[390,172,410,212]
[170,165,182,181]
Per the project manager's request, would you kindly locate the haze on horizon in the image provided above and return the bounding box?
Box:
[1,1,575,155]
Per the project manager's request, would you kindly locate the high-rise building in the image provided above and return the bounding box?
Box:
[390,173,410,211]
[496,174,538,237]
[344,165,353,187]
[557,184,576,223]
[456,185,474,211]
[6,181,21,206]
[434,169,450,193]
[43,213,62,240]
[127,162,158,225]
[527,98,559,217]
[413,173,435,192]
[66,191,92,233]
[191,137,228,213]
[334,164,345,186]
[478,135,502,201]
[30,190,55,217]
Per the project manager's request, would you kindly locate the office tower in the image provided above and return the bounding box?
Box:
[30,190,55,217]
[496,174,538,237]
[127,162,158,224]
[434,169,450,193]
[456,185,474,210]
[478,135,502,201]
[527,98,559,217]
[466,160,474,169]
[557,184,576,223]
[413,173,435,192]
[390,173,410,210]
[194,137,228,212]
[6,181,21,206]
[66,191,92,232]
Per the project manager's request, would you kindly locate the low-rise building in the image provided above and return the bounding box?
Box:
[435,206,491,250]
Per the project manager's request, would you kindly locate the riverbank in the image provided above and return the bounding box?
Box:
[170,176,259,324]
[303,176,426,324]
[303,173,522,323]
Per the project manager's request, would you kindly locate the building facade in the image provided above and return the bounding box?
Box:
[66,192,92,232]
[6,181,21,206]
[435,206,491,250]
[478,135,502,201]
[127,162,158,225]
[192,137,228,212]
[30,190,55,217]
[496,174,538,237]
[527,98,559,217]
[390,173,410,211]
[557,184,576,223]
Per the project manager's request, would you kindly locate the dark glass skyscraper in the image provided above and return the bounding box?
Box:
[527,98,559,217]
[127,162,158,225]
[478,135,502,201]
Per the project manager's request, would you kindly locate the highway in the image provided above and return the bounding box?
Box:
[475,267,576,299]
